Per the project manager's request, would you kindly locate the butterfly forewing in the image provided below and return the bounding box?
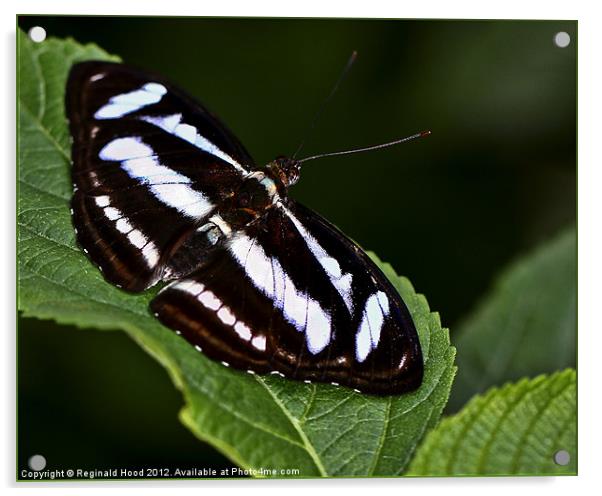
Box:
[67,62,254,291]
[151,201,423,395]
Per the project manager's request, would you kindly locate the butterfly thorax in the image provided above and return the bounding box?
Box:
[238,171,280,208]
[266,156,301,188]
[223,157,300,224]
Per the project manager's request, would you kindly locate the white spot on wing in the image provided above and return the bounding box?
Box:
[103,207,120,221]
[356,317,372,363]
[149,183,214,218]
[280,204,354,315]
[355,291,390,362]
[366,292,385,344]
[175,123,197,143]
[251,335,266,351]
[94,82,167,119]
[321,257,342,278]
[229,234,331,355]
[96,202,159,269]
[234,321,252,341]
[146,113,182,132]
[120,157,186,184]
[199,290,221,311]
[127,230,147,249]
[142,243,160,266]
[95,103,141,119]
[173,280,205,297]
[94,195,110,208]
[100,137,215,219]
[143,82,167,95]
[397,353,407,370]
[99,137,154,161]
[306,299,331,354]
[282,275,307,331]
[115,218,133,234]
[140,113,246,173]
[217,306,236,326]
[377,291,390,314]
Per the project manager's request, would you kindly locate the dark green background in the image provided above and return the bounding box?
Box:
[18,16,576,474]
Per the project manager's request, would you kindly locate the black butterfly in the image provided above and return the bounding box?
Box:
[66,61,423,395]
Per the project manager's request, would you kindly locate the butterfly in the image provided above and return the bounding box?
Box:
[66,61,423,395]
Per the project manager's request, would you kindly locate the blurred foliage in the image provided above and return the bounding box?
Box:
[17,16,576,474]
[449,226,576,411]
[18,318,234,473]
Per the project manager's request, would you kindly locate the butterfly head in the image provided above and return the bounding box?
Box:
[267,156,301,188]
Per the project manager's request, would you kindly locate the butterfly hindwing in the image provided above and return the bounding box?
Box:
[150,201,423,395]
[67,61,253,291]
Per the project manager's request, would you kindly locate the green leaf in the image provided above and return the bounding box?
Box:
[17,30,456,477]
[407,369,576,476]
[449,227,576,411]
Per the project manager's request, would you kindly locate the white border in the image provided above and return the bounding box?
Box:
[3,1,600,495]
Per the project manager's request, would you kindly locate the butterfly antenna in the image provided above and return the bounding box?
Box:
[292,51,358,160]
[297,130,431,164]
